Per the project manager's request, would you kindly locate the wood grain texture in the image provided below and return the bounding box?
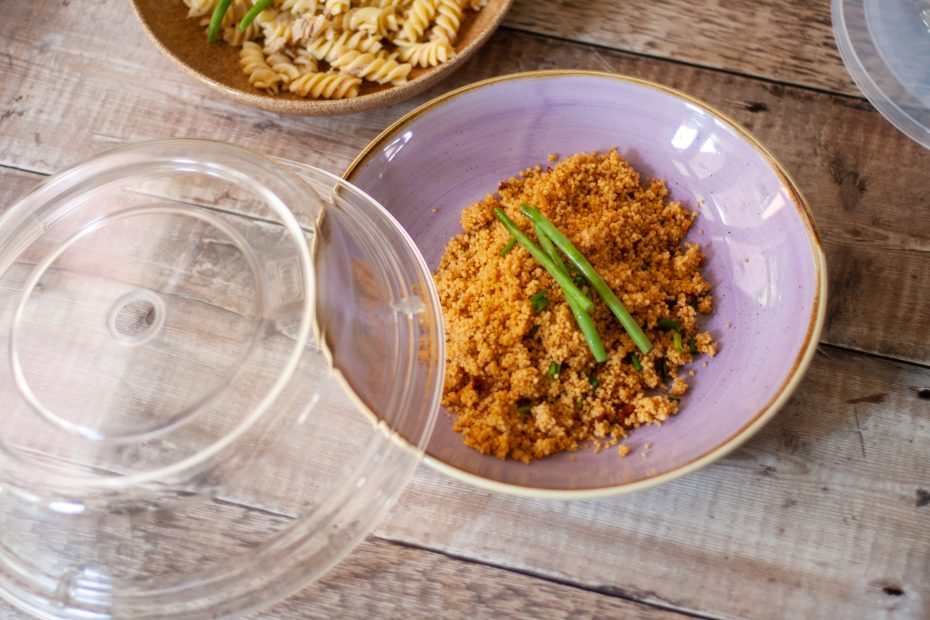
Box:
[0,537,686,619]
[503,0,859,96]
[2,2,930,619]
[1,163,929,618]
[1,2,928,363]
[379,345,930,619]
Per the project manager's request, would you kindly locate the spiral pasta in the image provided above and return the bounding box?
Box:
[329,49,412,85]
[346,6,400,37]
[306,29,384,63]
[429,0,463,44]
[183,0,218,18]
[323,0,350,16]
[278,0,319,15]
[396,39,452,67]
[183,0,487,100]
[289,71,361,98]
[396,0,437,43]
[240,42,282,93]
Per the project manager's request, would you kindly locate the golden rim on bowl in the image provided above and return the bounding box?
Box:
[345,70,828,499]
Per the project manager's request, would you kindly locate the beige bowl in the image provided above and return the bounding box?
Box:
[130,0,512,115]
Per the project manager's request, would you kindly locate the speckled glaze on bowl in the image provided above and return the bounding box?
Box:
[346,71,827,498]
[130,0,512,115]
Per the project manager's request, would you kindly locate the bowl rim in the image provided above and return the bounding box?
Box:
[345,70,828,499]
[129,0,514,116]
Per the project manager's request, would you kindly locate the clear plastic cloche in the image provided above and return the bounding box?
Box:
[0,140,443,618]
[833,0,930,149]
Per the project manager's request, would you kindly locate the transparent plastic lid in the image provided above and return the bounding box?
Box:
[833,0,930,149]
[0,140,443,619]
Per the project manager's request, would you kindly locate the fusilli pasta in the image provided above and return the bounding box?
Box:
[289,71,361,97]
[329,49,412,85]
[396,39,452,67]
[395,0,437,44]
[240,42,282,93]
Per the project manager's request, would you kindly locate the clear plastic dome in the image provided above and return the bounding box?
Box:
[833,0,930,149]
[0,140,443,618]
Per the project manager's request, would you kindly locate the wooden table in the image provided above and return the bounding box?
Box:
[1,1,929,618]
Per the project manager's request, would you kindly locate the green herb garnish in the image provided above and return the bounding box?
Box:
[587,374,600,389]
[673,331,684,352]
[530,290,550,313]
[658,317,682,331]
[546,362,561,378]
[630,353,643,372]
[688,336,698,355]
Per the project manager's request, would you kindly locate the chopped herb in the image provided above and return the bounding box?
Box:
[499,237,517,256]
[640,262,649,271]
[574,398,584,410]
[527,324,539,338]
[673,331,684,352]
[517,405,533,413]
[629,353,643,372]
[688,336,698,355]
[657,357,667,381]
[530,290,550,313]
[587,374,600,389]
[658,317,682,331]
[546,362,561,378]
[668,394,680,402]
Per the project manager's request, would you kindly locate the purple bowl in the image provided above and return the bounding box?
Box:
[345,71,827,498]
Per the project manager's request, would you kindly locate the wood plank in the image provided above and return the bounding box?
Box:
[503,0,859,96]
[256,538,687,620]
[378,345,930,620]
[1,5,928,362]
[0,523,685,619]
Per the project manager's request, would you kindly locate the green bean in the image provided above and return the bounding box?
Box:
[536,224,605,362]
[207,0,234,43]
[520,204,653,354]
[493,209,593,313]
[239,0,273,31]
[536,223,569,276]
[566,293,607,362]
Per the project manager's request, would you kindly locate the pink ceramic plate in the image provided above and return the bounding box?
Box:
[345,71,827,498]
